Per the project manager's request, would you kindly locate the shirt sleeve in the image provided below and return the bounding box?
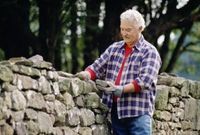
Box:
[135,48,162,90]
[86,44,114,79]
[132,80,141,93]
[85,68,96,80]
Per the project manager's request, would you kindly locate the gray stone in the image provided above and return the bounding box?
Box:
[80,108,95,126]
[26,120,39,135]
[169,87,181,97]
[62,92,75,109]
[155,85,169,110]
[170,76,186,88]
[99,102,109,113]
[74,96,85,107]
[189,81,200,99]
[45,101,55,114]
[26,91,46,110]
[15,122,28,135]
[2,82,17,92]
[96,114,104,124]
[11,111,24,122]
[157,75,173,86]
[58,78,71,92]
[11,90,26,111]
[14,58,33,66]
[83,80,99,94]
[84,92,100,109]
[79,127,92,135]
[0,65,13,82]
[13,74,38,90]
[181,121,194,130]
[181,80,190,97]
[91,125,110,135]
[52,82,60,95]
[57,71,74,78]
[168,97,179,107]
[196,100,200,130]
[153,110,171,121]
[47,71,59,81]
[28,55,43,63]
[32,61,53,70]
[184,98,197,121]
[44,94,55,101]
[25,109,38,120]
[38,76,52,94]
[38,111,53,134]
[54,100,67,126]
[8,57,27,64]
[70,78,83,97]
[0,122,14,135]
[172,107,184,121]
[168,122,181,130]
[66,107,80,126]
[182,131,199,135]
[61,127,78,135]
[52,127,63,135]
[4,92,12,108]
[11,65,41,78]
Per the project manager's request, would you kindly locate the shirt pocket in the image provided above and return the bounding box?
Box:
[128,57,141,76]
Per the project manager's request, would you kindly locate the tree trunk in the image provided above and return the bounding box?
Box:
[83,0,101,68]
[165,22,193,72]
[159,30,171,72]
[99,0,124,54]
[70,0,79,73]
[0,0,30,59]
[143,0,200,46]
[37,0,63,68]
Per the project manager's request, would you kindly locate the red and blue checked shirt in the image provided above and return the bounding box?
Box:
[87,36,161,119]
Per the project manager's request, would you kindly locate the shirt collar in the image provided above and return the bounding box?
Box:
[120,35,144,51]
[134,35,144,51]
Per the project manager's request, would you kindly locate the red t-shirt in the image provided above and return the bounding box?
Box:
[113,44,141,101]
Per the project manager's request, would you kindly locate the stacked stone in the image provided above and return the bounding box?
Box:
[0,55,110,135]
[153,73,200,135]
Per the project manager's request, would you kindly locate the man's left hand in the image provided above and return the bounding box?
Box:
[96,79,124,97]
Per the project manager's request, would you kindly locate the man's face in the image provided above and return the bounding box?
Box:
[120,20,141,46]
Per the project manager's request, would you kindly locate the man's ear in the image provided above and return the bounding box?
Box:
[139,26,143,32]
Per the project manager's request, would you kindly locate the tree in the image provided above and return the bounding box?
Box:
[97,0,200,73]
[0,0,31,58]
[83,0,101,68]
[0,0,199,76]
[36,0,64,69]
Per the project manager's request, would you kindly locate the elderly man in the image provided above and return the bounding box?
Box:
[76,8,161,135]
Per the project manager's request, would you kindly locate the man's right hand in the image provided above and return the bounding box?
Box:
[75,71,90,80]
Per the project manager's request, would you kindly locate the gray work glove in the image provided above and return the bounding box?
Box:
[96,79,124,97]
[75,71,90,80]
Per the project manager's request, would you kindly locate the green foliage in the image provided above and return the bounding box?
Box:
[172,22,200,80]
[29,0,39,35]
[0,49,5,61]
[173,52,200,80]
[0,0,199,80]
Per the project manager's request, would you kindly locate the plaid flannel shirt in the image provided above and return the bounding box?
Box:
[88,36,161,119]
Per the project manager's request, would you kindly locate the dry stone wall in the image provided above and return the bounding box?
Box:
[0,55,200,135]
[154,73,200,135]
[0,55,109,135]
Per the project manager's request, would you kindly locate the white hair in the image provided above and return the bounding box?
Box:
[120,9,145,31]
